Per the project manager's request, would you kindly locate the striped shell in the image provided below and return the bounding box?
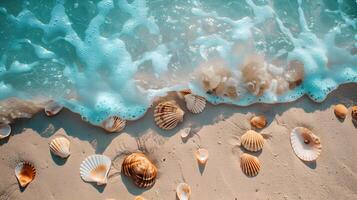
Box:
[250,115,267,129]
[154,101,184,130]
[101,116,126,133]
[176,182,191,200]
[122,152,157,188]
[240,153,261,177]
[44,101,63,116]
[240,130,265,152]
[334,104,348,119]
[290,127,322,161]
[195,148,209,165]
[15,161,36,187]
[184,94,206,114]
[49,137,70,158]
[0,123,11,139]
[80,155,111,185]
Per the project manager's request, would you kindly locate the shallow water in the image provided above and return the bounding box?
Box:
[0,0,356,124]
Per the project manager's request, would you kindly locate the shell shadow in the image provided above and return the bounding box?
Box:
[87,182,106,193]
[303,160,317,169]
[50,153,68,166]
[0,136,10,146]
[120,174,151,196]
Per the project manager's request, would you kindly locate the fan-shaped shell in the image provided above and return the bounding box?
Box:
[122,152,157,188]
[80,154,111,185]
[176,182,191,200]
[184,94,206,114]
[101,116,126,133]
[290,127,322,161]
[15,161,36,187]
[240,153,260,177]
[195,148,209,165]
[44,101,63,116]
[154,101,184,130]
[334,104,348,119]
[250,115,267,129]
[352,106,357,123]
[0,123,11,139]
[49,137,70,158]
[240,130,265,152]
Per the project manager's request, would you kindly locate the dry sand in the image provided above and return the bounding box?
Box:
[0,83,356,200]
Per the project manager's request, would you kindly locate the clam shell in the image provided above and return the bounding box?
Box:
[154,101,184,130]
[240,130,265,152]
[15,161,36,187]
[184,94,206,114]
[250,115,267,129]
[101,116,126,133]
[49,137,70,158]
[80,154,111,185]
[334,104,348,119]
[240,153,260,177]
[351,106,357,123]
[176,182,191,200]
[44,101,63,116]
[0,124,11,139]
[290,127,322,161]
[122,152,157,188]
[195,148,209,165]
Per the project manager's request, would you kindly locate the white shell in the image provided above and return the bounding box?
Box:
[0,124,11,139]
[44,101,63,116]
[101,116,126,133]
[290,127,322,161]
[49,137,70,158]
[80,154,111,185]
[179,127,191,139]
[195,148,209,165]
[184,94,206,114]
[176,182,191,200]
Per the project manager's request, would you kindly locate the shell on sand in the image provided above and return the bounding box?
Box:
[134,196,146,200]
[122,152,157,188]
[176,182,191,200]
[80,155,111,185]
[154,101,184,130]
[195,148,209,165]
[290,127,322,161]
[15,161,36,187]
[101,116,126,133]
[250,115,267,129]
[49,137,70,158]
[0,123,11,139]
[184,94,206,114]
[334,104,348,119]
[352,106,357,123]
[44,101,63,116]
[240,153,261,177]
[240,130,265,152]
[180,127,191,139]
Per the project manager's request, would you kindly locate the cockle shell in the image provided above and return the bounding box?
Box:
[334,104,348,119]
[80,154,111,185]
[290,127,322,161]
[15,161,36,187]
[240,130,265,152]
[0,123,11,139]
[101,116,126,133]
[44,101,63,116]
[176,182,191,200]
[250,115,267,129]
[122,152,157,188]
[154,101,184,130]
[49,137,70,158]
[195,148,209,165]
[184,94,206,114]
[351,106,357,123]
[240,153,261,177]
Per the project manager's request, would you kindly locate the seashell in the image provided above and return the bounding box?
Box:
[240,130,265,152]
[176,182,191,200]
[122,152,157,188]
[250,115,267,129]
[15,161,36,187]
[351,106,357,123]
[195,148,209,165]
[0,123,11,139]
[334,104,348,119]
[49,137,70,158]
[154,101,184,130]
[184,94,206,114]
[177,89,192,99]
[290,127,321,161]
[80,154,111,185]
[240,153,260,177]
[101,116,126,133]
[44,101,63,116]
[134,196,146,200]
[180,127,191,139]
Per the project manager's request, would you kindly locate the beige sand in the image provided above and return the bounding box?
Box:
[0,83,356,200]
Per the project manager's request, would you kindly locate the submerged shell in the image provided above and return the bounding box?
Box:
[122,153,157,188]
[240,153,261,177]
[250,115,267,129]
[0,124,11,139]
[80,155,111,185]
[195,148,209,165]
[101,116,126,133]
[44,101,63,116]
[184,94,206,114]
[240,130,265,152]
[352,106,357,123]
[49,137,70,158]
[290,127,322,161]
[176,183,191,200]
[334,104,348,119]
[15,161,36,187]
[154,101,184,130]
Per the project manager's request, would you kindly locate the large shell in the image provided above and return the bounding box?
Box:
[240,153,260,177]
[240,130,265,152]
[250,115,267,129]
[44,101,63,116]
[352,106,357,123]
[184,94,206,114]
[101,116,126,133]
[195,148,209,165]
[49,137,70,158]
[15,161,36,187]
[176,182,191,200]
[80,154,111,185]
[154,101,184,130]
[334,104,348,119]
[290,127,322,161]
[121,152,157,188]
[0,123,11,139]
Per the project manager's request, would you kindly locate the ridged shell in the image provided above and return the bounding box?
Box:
[49,137,70,158]
[240,153,260,177]
[184,94,206,114]
[0,123,11,139]
[334,104,348,119]
[240,130,265,152]
[250,115,267,129]
[80,154,111,185]
[176,183,191,200]
[154,101,184,130]
[195,148,209,165]
[122,152,157,188]
[44,101,63,116]
[290,127,322,161]
[101,116,126,133]
[15,161,36,187]
[352,106,357,123]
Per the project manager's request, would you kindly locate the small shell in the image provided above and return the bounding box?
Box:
[351,106,357,123]
[154,101,184,130]
[80,154,111,185]
[240,130,265,152]
[184,94,206,114]
[101,116,126,133]
[176,182,191,200]
[134,196,146,200]
[250,115,267,129]
[290,127,322,161]
[0,124,11,139]
[177,89,192,99]
[195,148,209,165]
[180,127,191,139]
[49,137,70,158]
[122,153,157,188]
[240,153,260,177]
[44,101,63,116]
[15,161,36,187]
[334,104,348,119]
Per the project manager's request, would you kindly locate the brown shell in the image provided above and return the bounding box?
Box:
[250,115,267,129]
[240,153,261,177]
[122,153,157,188]
[334,104,348,119]
[240,130,265,152]
[15,161,36,187]
[351,106,357,123]
[154,101,184,130]
[184,94,206,114]
[101,116,126,132]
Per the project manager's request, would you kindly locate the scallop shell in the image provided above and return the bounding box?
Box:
[250,115,267,129]
[351,106,357,123]
[15,161,36,187]
[80,154,111,185]
[101,116,126,133]
[44,100,63,116]
[154,101,184,130]
[176,183,191,200]
[49,137,70,158]
[184,94,206,114]
[0,123,11,139]
[334,104,348,119]
[240,130,265,152]
[240,153,260,177]
[290,127,322,161]
[195,148,209,165]
[122,152,157,188]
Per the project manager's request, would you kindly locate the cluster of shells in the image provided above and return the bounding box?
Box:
[334,104,357,125]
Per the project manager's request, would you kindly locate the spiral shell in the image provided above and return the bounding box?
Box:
[334,104,348,119]
[44,100,63,116]
[49,137,70,158]
[240,130,265,152]
[80,155,111,185]
[0,123,11,139]
[154,101,184,130]
[184,94,206,114]
[290,127,322,161]
[240,153,260,177]
[176,182,191,200]
[15,161,36,187]
[101,116,126,133]
[250,115,267,129]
